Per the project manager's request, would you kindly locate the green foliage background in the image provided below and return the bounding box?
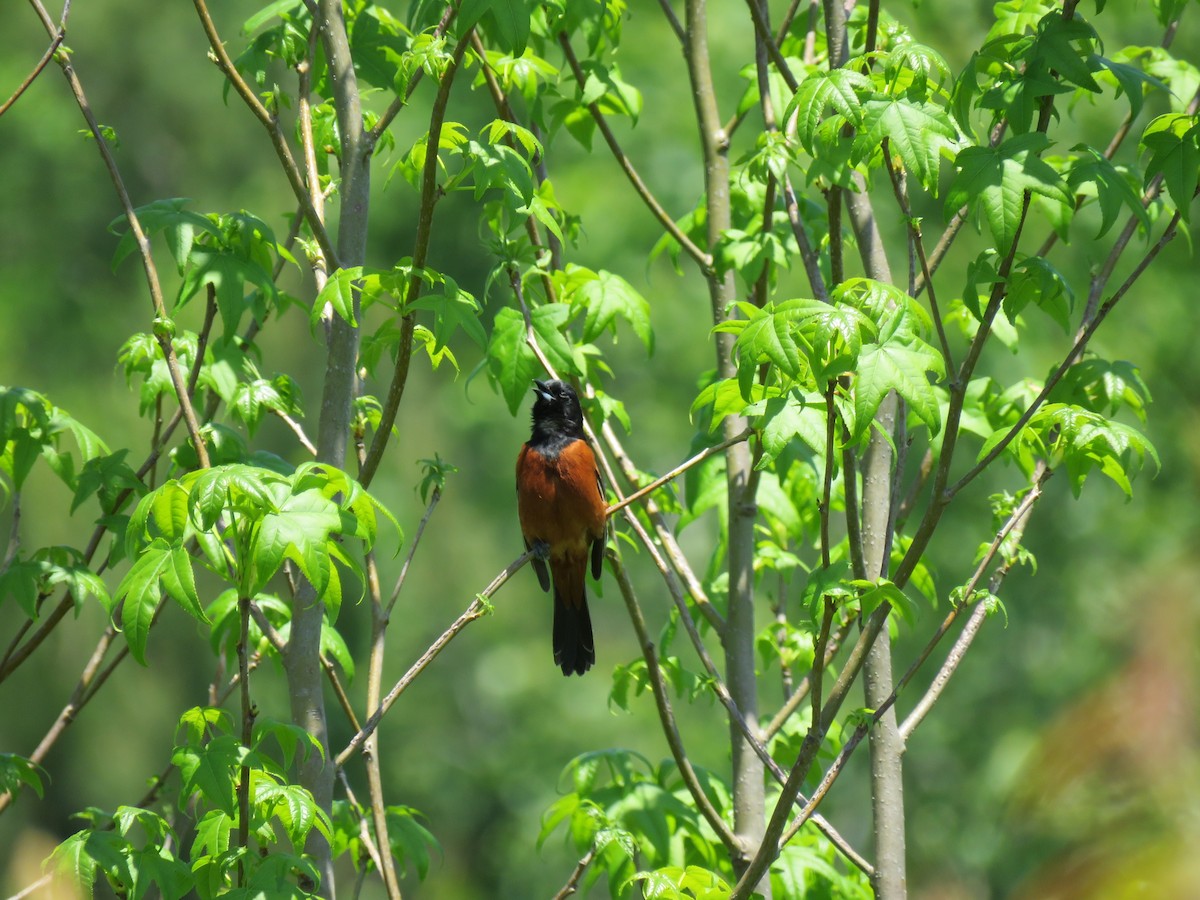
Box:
[1,0,1198,897]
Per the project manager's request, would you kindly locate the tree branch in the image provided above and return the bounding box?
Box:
[359,32,473,488]
[557,32,710,270]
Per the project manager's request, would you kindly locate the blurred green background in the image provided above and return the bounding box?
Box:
[2,1,1198,897]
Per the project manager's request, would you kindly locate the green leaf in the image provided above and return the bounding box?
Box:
[855,97,959,195]
[853,578,918,624]
[386,806,442,882]
[407,276,487,352]
[109,198,222,275]
[178,249,279,337]
[576,60,642,123]
[787,69,870,154]
[250,486,342,596]
[980,403,1160,496]
[530,303,583,376]
[184,464,278,532]
[1066,145,1152,239]
[313,266,365,328]
[163,545,206,623]
[853,338,944,440]
[112,541,171,664]
[727,301,806,378]
[461,0,533,55]
[1139,113,1200,220]
[486,307,539,415]
[0,752,47,799]
[257,782,332,849]
[883,42,953,100]
[191,809,233,858]
[756,392,827,468]
[1093,54,1167,122]
[71,450,143,514]
[1005,256,1074,331]
[48,831,99,897]
[1031,11,1101,93]
[571,268,654,353]
[172,734,244,814]
[946,132,1073,252]
[690,378,769,433]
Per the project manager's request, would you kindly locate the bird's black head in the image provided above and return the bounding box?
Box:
[530,379,584,441]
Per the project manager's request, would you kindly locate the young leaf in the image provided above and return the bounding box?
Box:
[573,269,654,353]
[1139,113,1200,219]
[486,306,539,415]
[946,132,1073,252]
[853,339,945,441]
[787,68,870,154]
[1066,145,1152,238]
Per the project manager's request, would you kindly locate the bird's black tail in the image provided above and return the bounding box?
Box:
[553,589,595,676]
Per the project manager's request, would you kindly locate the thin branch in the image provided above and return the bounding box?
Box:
[363,547,404,900]
[610,559,741,855]
[551,846,598,900]
[367,3,457,144]
[0,0,68,118]
[236,595,254,884]
[387,487,441,617]
[761,466,1051,860]
[30,0,210,467]
[557,32,710,269]
[604,430,752,519]
[948,209,1182,498]
[881,144,955,371]
[653,0,687,45]
[335,552,527,767]
[742,0,798,91]
[782,177,829,304]
[900,466,1049,741]
[359,32,473,488]
[190,0,340,268]
[336,770,389,879]
[597,417,726,633]
[762,618,852,739]
[272,408,319,456]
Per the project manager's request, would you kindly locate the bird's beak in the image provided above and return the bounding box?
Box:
[532,379,552,401]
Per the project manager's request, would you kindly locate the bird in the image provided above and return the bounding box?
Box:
[515,379,609,675]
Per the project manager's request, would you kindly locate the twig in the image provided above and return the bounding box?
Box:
[0,0,68,118]
[597,418,726,634]
[336,770,389,879]
[881,145,955,371]
[387,487,441,616]
[557,33,710,269]
[610,559,741,855]
[358,32,473,488]
[551,846,598,900]
[782,177,829,304]
[762,466,1050,859]
[363,547,403,899]
[236,595,254,884]
[190,0,340,268]
[335,552,526,766]
[762,619,852,739]
[603,430,752,519]
[899,475,1044,741]
[742,0,798,91]
[948,209,1182,498]
[272,408,319,456]
[367,3,457,144]
[30,0,210,468]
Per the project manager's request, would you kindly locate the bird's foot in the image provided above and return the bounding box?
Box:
[532,539,551,560]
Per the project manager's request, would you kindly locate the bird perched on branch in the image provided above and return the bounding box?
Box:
[515,379,608,676]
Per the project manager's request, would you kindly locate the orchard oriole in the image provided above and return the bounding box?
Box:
[516,380,608,676]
